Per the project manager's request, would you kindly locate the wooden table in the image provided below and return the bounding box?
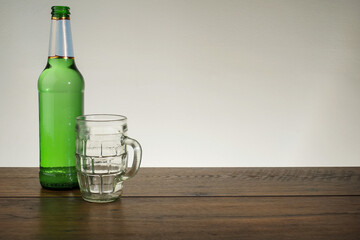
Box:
[0,167,359,239]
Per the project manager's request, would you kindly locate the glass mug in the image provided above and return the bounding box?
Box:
[75,114,142,203]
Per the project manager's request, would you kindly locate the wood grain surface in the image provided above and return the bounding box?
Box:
[0,167,359,239]
[0,167,360,197]
[1,196,360,240]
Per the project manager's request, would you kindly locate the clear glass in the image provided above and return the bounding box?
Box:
[75,114,142,203]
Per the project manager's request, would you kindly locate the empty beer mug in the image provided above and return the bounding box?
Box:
[75,114,142,203]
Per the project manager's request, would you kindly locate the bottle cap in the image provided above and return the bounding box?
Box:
[51,6,70,19]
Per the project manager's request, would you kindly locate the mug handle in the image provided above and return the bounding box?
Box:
[121,137,142,181]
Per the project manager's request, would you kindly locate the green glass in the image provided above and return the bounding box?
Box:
[38,6,84,189]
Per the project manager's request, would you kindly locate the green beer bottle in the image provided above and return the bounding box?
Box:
[38,6,84,189]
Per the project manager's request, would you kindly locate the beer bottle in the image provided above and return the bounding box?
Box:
[38,6,84,189]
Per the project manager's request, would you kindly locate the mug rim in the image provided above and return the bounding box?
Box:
[76,114,127,123]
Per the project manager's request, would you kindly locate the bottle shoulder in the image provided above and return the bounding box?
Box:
[38,61,84,92]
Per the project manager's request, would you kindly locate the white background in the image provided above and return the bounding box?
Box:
[0,0,360,167]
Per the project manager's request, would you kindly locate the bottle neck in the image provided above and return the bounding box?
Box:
[48,18,74,59]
